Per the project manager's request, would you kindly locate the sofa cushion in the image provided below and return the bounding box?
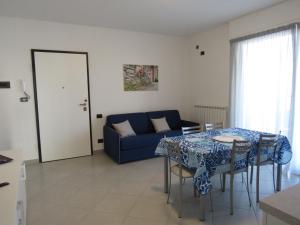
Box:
[120,133,163,151]
[106,113,152,134]
[112,120,136,138]
[151,117,171,133]
[146,110,182,130]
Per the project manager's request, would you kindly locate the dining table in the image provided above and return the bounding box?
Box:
[155,128,292,221]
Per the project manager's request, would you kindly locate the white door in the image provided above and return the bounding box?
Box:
[33,50,92,162]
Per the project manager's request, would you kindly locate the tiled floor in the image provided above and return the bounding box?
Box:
[26,151,300,225]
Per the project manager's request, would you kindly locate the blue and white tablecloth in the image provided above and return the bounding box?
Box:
[155,128,292,195]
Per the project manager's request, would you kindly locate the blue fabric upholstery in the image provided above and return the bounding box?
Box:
[121,133,163,151]
[106,112,153,134]
[120,146,158,163]
[103,110,199,163]
[146,110,181,130]
[163,130,183,137]
[104,125,120,163]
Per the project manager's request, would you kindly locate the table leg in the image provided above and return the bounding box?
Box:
[164,156,169,193]
[199,194,206,221]
[276,164,282,192]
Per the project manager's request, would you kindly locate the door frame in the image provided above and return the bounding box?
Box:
[31,49,93,163]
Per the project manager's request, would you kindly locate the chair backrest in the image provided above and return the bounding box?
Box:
[182,126,202,135]
[257,134,278,164]
[164,139,182,164]
[205,122,224,131]
[230,140,252,174]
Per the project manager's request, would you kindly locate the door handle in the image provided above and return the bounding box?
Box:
[79,103,87,107]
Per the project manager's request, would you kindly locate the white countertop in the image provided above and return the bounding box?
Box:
[260,184,300,225]
[0,150,23,225]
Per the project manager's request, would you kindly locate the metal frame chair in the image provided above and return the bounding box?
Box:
[205,122,225,188]
[222,140,252,215]
[165,139,196,218]
[181,126,201,184]
[204,122,224,131]
[182,125,202,135]
[250,134,278,202]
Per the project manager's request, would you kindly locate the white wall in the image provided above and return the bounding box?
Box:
[229,0,300,39]
[0,17,187,160]
[185,24,230,121]
[189,24,230,106]
[187,0,300,121]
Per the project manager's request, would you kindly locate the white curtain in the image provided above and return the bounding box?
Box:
[230,25,300,174]
[230,29,294,136]
[290,25,300,174]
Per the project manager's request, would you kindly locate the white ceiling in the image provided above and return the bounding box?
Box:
[0,0,286,36]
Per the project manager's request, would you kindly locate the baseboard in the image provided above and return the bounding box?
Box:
[24,149,105,163]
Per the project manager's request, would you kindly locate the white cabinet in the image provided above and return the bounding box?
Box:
[0,150,26,225]
[15,164,26,225]
[262,212,290,225]
[260,184,300,225]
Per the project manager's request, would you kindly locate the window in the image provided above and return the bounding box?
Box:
[230,24,300,174]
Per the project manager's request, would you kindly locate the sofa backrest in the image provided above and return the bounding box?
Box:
[106,112,152,134]
[146,110,181,130]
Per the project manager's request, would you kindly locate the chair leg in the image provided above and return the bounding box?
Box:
[222,173,226,192]
[219,174,223,190]
[167,167,172,204]
[230,174,234,215]
[178,174,183,218]
[209,191,214,212]
[194,186,197,198]
[246,171,252,207]
[256,164,260,203]
[250,164,254,185]
[272,163,276,192]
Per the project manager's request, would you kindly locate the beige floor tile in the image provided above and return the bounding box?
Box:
[230,212,258,225]
[78,211,125,225]
[212,208,257,225]
[109,179,148,196]
[128,197,170,223]
[94,193,137,215]
[27,196,57,225]
[166,201,212,225]
[141,181,167,202]
[167,216,211,225]
[212,190,253,211]
[26,151,299,225]
[31,203,88,225]
[66,185,109,210]
[78,173,120,191]
[122,217,166,225]
[30,181,79,206]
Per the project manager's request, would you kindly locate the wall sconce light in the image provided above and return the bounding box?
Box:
[20,80,30,102]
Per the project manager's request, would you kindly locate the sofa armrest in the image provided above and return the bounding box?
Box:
[181,120,199,128]
[103,125,121,163]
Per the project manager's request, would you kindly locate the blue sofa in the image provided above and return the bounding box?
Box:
[103,110,199,163]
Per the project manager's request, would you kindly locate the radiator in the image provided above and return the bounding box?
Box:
[194,105,228,127]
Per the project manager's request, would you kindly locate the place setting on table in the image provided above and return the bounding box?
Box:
[155,127,292,221]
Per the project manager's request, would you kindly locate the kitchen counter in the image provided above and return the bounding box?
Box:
[260,184,300,225]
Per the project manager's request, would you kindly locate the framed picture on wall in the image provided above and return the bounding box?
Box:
[123,64,158,91]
